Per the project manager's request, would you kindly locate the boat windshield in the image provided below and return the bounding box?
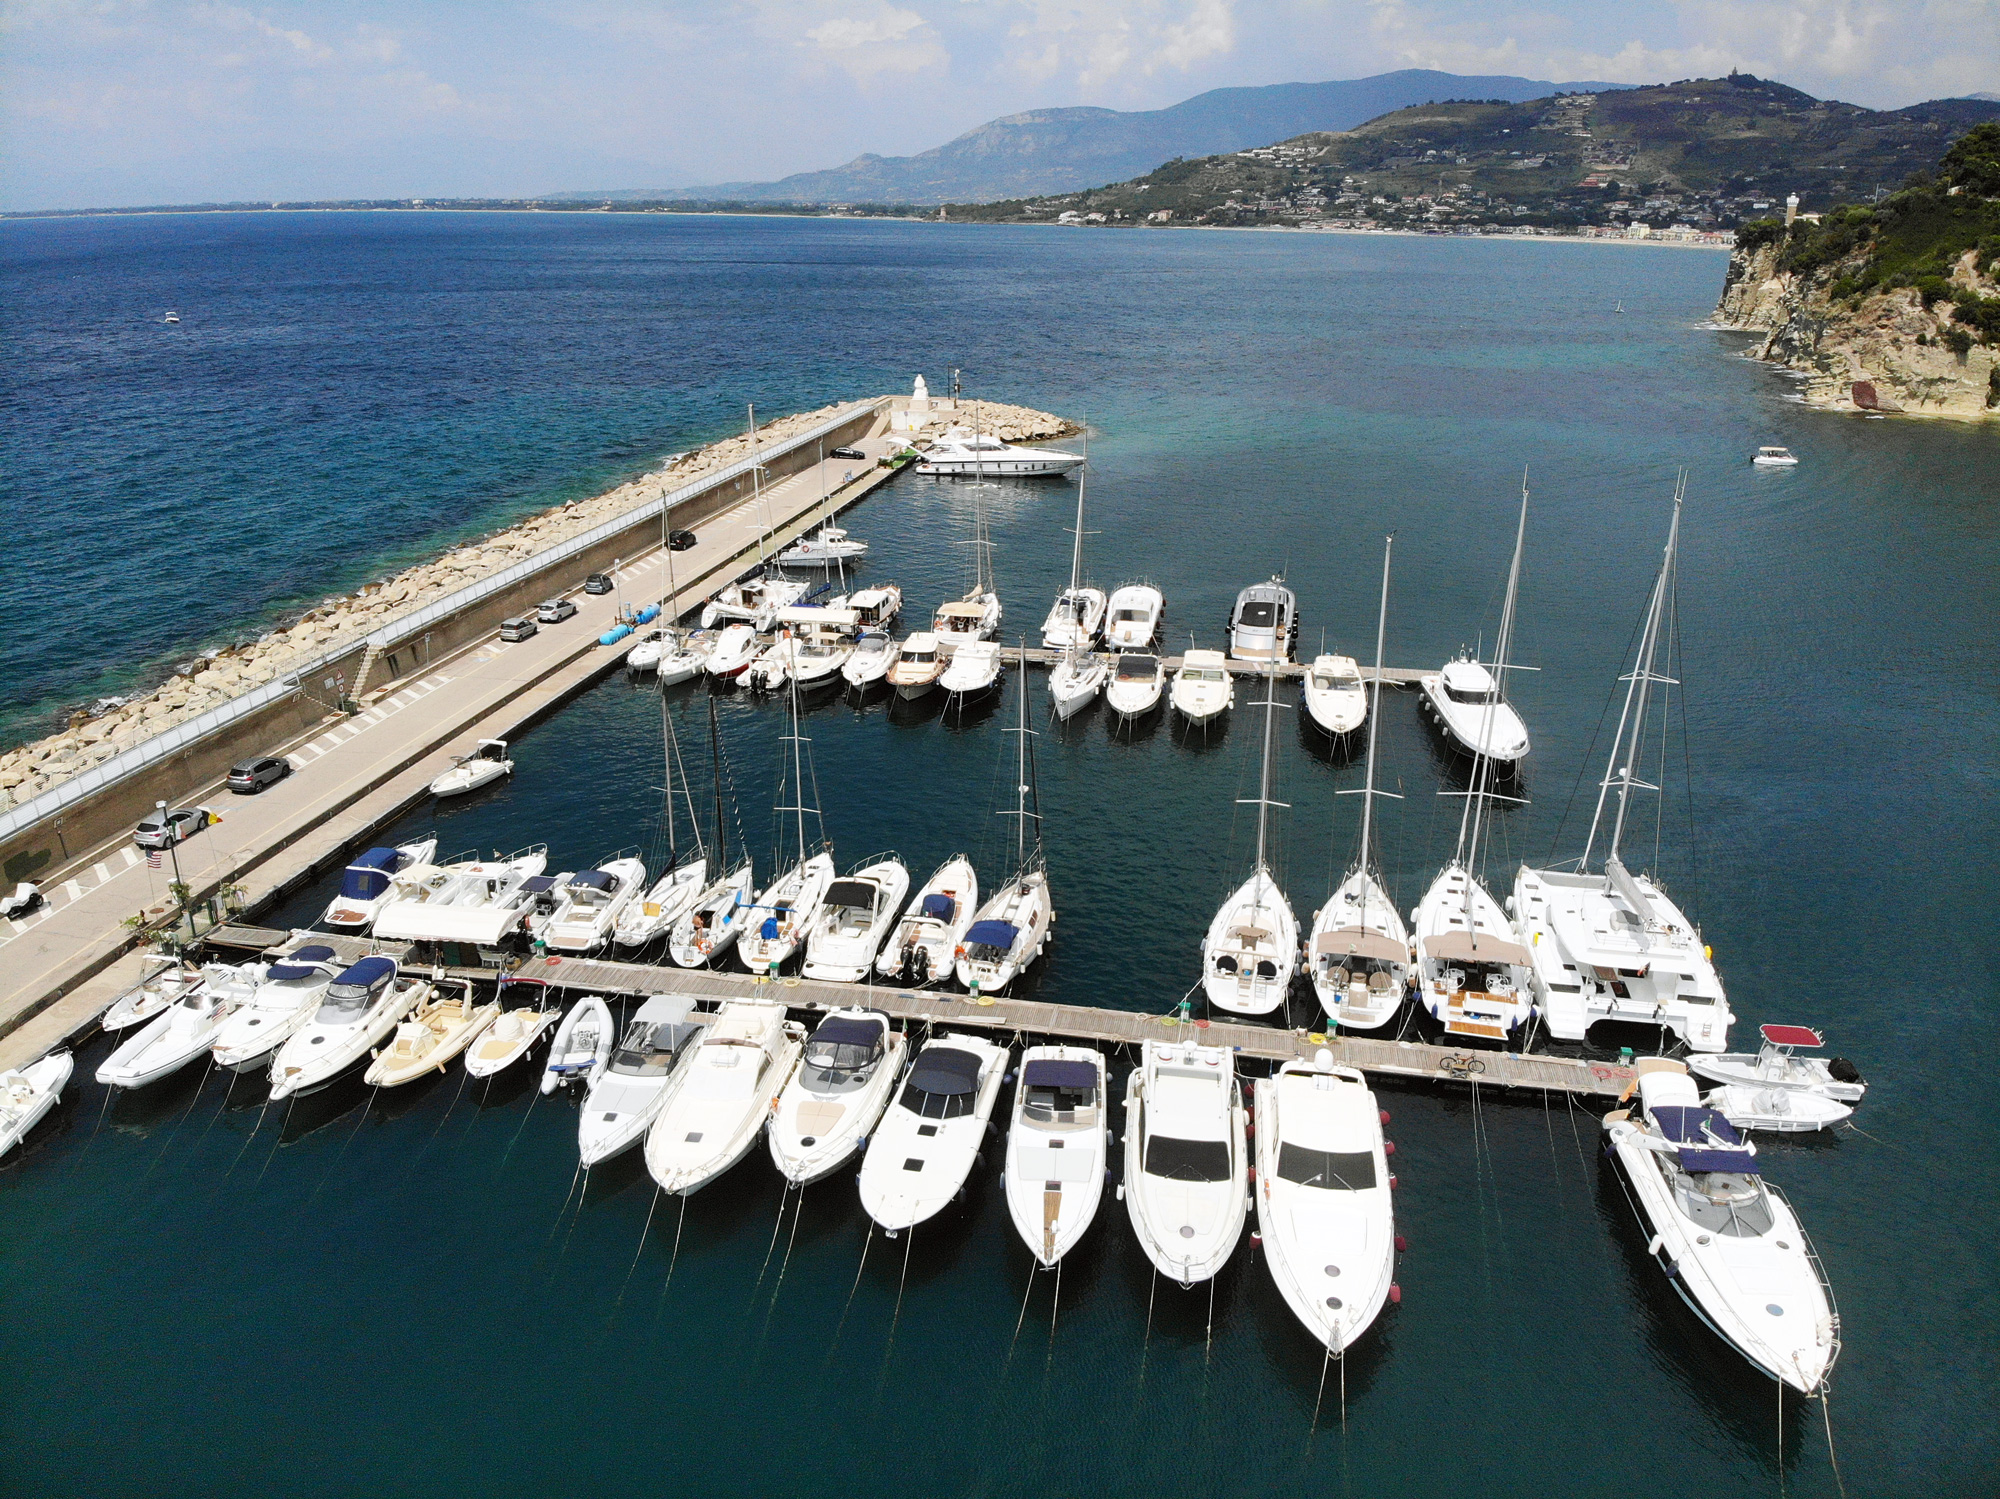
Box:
[805,1017,885,1079]
[1115,656,1157,680]
[1143,1134,1231,1182]
[900,650,935,664]
[1023,1083,1096,1122]
[1313,670,1361,691]
[1276,1143,1377,1190]
[1672,1169,1776,1236]
[1237,602,1278,629]
[1183,668,1225,683]
[610,1021,685,1076]
[315,981,379,1024]
[1446,684,1501,705]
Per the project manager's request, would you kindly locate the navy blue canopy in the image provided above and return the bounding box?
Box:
[1023,1059,1097,1090]
[920,893,955,921]
[332,956,396,991]
[520,875,559,893]
[965,920,1019,951]
[1679,1150,1762,1175]
[813,1015,885,1048]
[1651,1105,1744,1147]
[338,847,402,900]
[908,1047,983,1096]
[268,944,337,980]
[571,869,620,892]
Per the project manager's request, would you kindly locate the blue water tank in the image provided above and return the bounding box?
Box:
[633,604,660,625]
[599,624,634,646]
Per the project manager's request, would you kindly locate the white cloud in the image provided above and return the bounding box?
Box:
[802,4,947,78]
[808,5,927,47]
[1000,0,1238,88]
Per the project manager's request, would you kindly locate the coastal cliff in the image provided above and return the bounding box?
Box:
[1713,123,2000,419]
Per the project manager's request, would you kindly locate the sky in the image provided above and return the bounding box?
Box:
[3,0,1996,210]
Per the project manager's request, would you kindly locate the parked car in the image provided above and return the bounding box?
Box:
[537,598,578,624]
[134,807,212,849]
[667,529,697,551]
[226,755,291,794]
[499,617,539,642]
[583,573,614,595]
[830,445,865,460]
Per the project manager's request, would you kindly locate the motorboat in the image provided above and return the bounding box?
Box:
[268,958,431,1100]
[95,975,241,1089]
[1602,1058,1839,1392]
[916,425,1082,477]
[668,858,755,967]
[767,1009,905,1185]
[876,855,978,986]
[643,999,804,1195]
[1105,652,1165,719]
[1514,487,1734,1054]
[956,660,1052,996]
[782,616,858,691]
[209,944,344,1071]
[746,636,794,693]
[1003,1046,1109,1266]
[857,1034,1009,1232]
[1170,649,1234,723]
[886,633,947,699]
[704,623,761,680]
[1704,1083,1853,1133]
[932,593,1001,657]
[1201,668,1297,1016]
[1419,659,1530,766]
[612,858,709,948]
[1301,654,1367,737]
[842,630,895,690]
[371,846,550,947]
[1122,1039,1247,1286]
[322,837,438,930]
[835,586,903,631]
[541,858,646,953]
[1,1051,73,1157]
[737,852,836,973]
[428,740,512,797]
[101,956,207,1032]
[1412,866,1533,1042]
[802,856,911,983]
[1253,1052,1396,1351]
[1309,538,1411,1031]
[1042,589,1106,649]
[700,571,808,631]
[1103,584,1164,651]
[464,976,562,1078]
[625,629,667,674]
[1688,1025,1866,1105]
[939,638,1004,703]
[1752,446,1799,467]
[363,981,498,1087]
[779,525,868,566]
[541,995,615,1095]
[577,995,702,1167]
[1047,648,1106,720]
[1229,577,1297,664]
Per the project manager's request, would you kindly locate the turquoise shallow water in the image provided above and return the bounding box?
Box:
[3,213,1998,1497]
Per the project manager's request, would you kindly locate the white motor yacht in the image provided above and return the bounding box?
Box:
[1201,667,1296,1017]
[1420,659,1530,765]
[101,956,207,1032]
[802,856,911,983]
[1688,1025,1866,1105]
[428,740,512,797]
[0,1052,73,1158]
[464,976,562,1079]
[1041,588,1107,649]
[836,585,903,632]
[886,632,947,699]
[1170,648,1234,723]
[541,994,615,1095]
[933,593,1001,657]
[268,958,430,1100]
[209,944,343,1071]
[96,979,244,1089]
[1047,647,1107,720]
[669,858,756,967]
[700,572,808,631]
[1103,584,1164,651]
[644,999,804,1195]
[1105,652,1165,719]
[780,525,869,566]
[1253,1053,1397,1351]
[842,630,895,690]
[322,837,439,930]
[767,1009,905,1185]
[1122,1039,1247,1286]
[1752,446,1799,467]
[1229,577,1297,664]
[371,846,549,947]
[737,852,835,973]
[541,858,646,953]
[1301,654,1367,737]
[704,622,761,680]
[940,638,1004,703]
[916,425,1082,477]
[577,996,702,1167]
[1603,1059,1839,1392]
[1004,1047,1109,1267]
[876,855,978,985]
[858,1034,1009,1233]
[1703,1083,1853,1133]
[786,627,856,692]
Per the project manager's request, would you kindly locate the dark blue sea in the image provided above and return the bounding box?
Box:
[3,212,1997,1498]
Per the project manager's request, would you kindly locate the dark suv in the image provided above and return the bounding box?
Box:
[668,529,697,551]
[226,755,292,794]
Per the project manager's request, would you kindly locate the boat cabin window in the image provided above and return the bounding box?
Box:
[1313,670,1361,691]
[315,981,379,1024]
[805,1018,885,1079]
[1237,602,1279,629]
[1276,1144,1376,1190]
[1112,608,1146,623]
[900,1081,976,1120]
[902,649,935,664]
[1183,668,1225,683]
[1671,1169,1775,1236]
[1143,1135,1231,1182]
[610,1021,687,1076]
[1446,683,1501,705]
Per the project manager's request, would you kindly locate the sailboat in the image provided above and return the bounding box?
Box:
[1413,478,1535,1042]
[1200,663,1297,1016]
[654,491,709,685]
[931,476,1001,656]
[736,671,835,974]
[669,700,758,968]
[612,696,710,948]
[955,644,1053,995]
[1307,538,1412,1031]
[1040,454,1106,649]
[701,407,807,630]
[1512,482,1734,1053]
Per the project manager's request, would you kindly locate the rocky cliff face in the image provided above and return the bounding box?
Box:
[1716,241,2000,418]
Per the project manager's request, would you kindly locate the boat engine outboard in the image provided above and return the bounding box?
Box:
[1827,1057,1864,1086]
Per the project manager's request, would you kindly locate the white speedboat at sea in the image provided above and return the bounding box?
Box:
[541,994,615,1096]
[209,944,343,1071]
[767,1009,904,1186]
[939,638,1004,704]
[577,995,702,1167]
[802,857,910,983]
[1752,446,1799,467]
[876,855,977,986]
[428,739,512,797]
[1703,1082,1853,1133]
[1122,1039,1247,1287]
[780,524,868,566]
[916,425,1082,477]
[1301,654,1366,737]
[1419,659,1530,766]
[101,956,207,1032]
[541,858,646,953]
[268,958,430,1100]
[1170,649,1234,723]
[1687,1024,1866,1105]
[322,837,438,930]
[643,999,803,1195]
[1603,1058,1839,1393]
[886,632,947,700]
[1103,583,1163,651]
[363,981,497,1088]
[1229,577,1297,664]
[1042,588,1105,649]
[858,1033,1009,1233]
[97,979,244,1089]
[1105,652,1164,720]
[843,630,895,690]
[1004,1046,1108,1267]
[0,1051,73,1158]
[464,976,562,1079]
[704,623,761,680]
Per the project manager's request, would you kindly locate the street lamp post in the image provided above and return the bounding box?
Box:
[157,798,195,943]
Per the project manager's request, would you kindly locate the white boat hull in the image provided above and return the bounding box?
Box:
[0,1053,75,1156]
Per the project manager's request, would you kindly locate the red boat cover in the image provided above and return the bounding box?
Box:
[1761,1023,1824,1047]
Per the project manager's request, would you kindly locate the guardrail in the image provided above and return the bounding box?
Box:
[0,399,884,846]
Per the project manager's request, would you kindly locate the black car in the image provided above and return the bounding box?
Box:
[226,754,292,794]
[583,573,614,595]
[667,529,697,551]
[537,598,579,624]
[830,445,865,460]
[499,616,539,642]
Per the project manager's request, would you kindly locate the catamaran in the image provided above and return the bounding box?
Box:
[1200,664,1297,1017]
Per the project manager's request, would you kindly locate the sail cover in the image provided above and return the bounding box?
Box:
[965,920,1019,951]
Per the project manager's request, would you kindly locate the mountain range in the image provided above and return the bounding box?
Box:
[560,70,1625,205]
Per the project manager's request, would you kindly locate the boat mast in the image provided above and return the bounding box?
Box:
[785,662,810,866]
[748,404,770,570]
[1355,536,1394,925]
[708,698,727,873]
[1001,640,1043,873]
[1456,473,1529,880]
[659,690,681,870]
[1582,478,1684,873]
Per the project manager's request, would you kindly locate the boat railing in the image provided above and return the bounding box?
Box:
[1763,1180,1843,1382]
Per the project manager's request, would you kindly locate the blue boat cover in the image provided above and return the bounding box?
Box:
[571,869,620,892]
[1650,1105,1744,1147]
[338,847,401,900]
[920,894,955,921]
[1022,1059,1097,1090]
[520,875,559,893]
[965,920,1019,950]
[333,956,396,990]
[813,1015,884,1048]
[268,944,337,980]
[1678,1150,1762,1175]
[762,915,780,940]
[908,1047,982,1096]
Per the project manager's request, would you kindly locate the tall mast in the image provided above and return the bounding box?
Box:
[1254,663,1278,872]
[659,690,680,869]
[1016,639,1029,868]
[1456,473,1529,875]
[786,661,809,865]
[748,404,770,569]
[1356,536,1394,925]
[708,698,727,872]
[1066,466,1086,597]
[1583,478,1684,872]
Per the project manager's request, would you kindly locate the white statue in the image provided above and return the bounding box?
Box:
[911,375,930,410]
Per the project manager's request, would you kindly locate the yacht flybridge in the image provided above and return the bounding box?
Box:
[1513,485,1733,1053]
[916,424,1083,477]
[1603,1059,1839,1393]
[1123,1039,1247,1287]
[779,525,868,567]
[1200,666,1297,1017]
[1229,577,1297,664]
